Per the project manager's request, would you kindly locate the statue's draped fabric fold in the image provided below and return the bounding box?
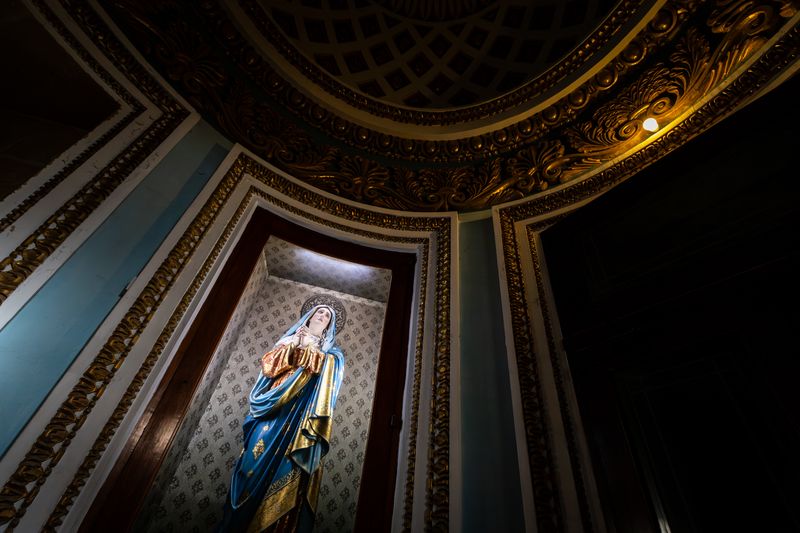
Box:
[219,306,345,533]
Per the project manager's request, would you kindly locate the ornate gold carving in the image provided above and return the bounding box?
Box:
[37,155,451,531]
[100,0,799,213]
[526,223,595,532]
[496,213,563,533]
[505,141,567,194]
[402,245,428,532]
[43,178,253,531]
[426,225,451,532]
[0,0,189,306]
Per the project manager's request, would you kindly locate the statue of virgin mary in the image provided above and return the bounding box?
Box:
[219,296,346,532]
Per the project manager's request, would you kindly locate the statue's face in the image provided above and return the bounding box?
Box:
[309,306,332,331]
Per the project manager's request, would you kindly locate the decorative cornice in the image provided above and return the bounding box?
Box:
[120,0,678,162]
[502,20,800,223]
[100,0,799,213]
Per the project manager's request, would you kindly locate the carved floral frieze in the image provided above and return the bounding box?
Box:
[100,0,799,213]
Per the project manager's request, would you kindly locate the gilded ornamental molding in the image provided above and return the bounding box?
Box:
[99,0,799,214]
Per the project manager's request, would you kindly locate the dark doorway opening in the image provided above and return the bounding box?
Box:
[542,75,800,532]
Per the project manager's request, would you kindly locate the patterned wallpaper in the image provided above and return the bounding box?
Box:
[136,254,389,532]
[264,236,392,303]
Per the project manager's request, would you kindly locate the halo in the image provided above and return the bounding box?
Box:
[301,294,346,334]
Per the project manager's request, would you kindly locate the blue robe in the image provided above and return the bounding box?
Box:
[219,307,344,533]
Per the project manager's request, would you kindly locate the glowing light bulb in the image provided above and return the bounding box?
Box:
[642,117,659,132]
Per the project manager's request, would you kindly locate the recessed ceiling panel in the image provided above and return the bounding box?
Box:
[252,0,619,110]
[263,236,392,303]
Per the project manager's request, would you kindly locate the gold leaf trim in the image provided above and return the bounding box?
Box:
[0,159,243,531]
[100,0,797,214]
[496,213,564,533]
[246,468,301,533]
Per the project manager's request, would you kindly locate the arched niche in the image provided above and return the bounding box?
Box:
[37,149,456,533]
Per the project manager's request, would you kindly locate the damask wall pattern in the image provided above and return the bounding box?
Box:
[137,266,389,532]
[135,255,269,531]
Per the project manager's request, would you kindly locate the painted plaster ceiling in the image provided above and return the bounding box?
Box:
[101,0,800,212]
[262,236,392,303]
[242,0,619,111]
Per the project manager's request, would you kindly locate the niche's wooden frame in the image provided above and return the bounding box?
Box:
[81,207,417,532]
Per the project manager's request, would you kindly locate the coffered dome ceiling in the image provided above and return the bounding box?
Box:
[226,0,650,132]
[241,0,619,113]
[103,0,800,211]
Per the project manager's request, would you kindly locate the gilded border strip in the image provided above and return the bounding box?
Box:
[0,151,449,530]
[402,244,428,532]
[0,0,143,233]
[498,213,564,533]
[424,229,452,533]
[497,20,800,532]
[0,0,189,305]
[41,183,252,531]
[0,159,243,531]
[526,222,595,533]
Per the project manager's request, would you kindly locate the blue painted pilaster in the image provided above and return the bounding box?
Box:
[0,121,232,456]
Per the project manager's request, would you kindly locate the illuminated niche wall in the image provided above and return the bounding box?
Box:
[136,236,391,532]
